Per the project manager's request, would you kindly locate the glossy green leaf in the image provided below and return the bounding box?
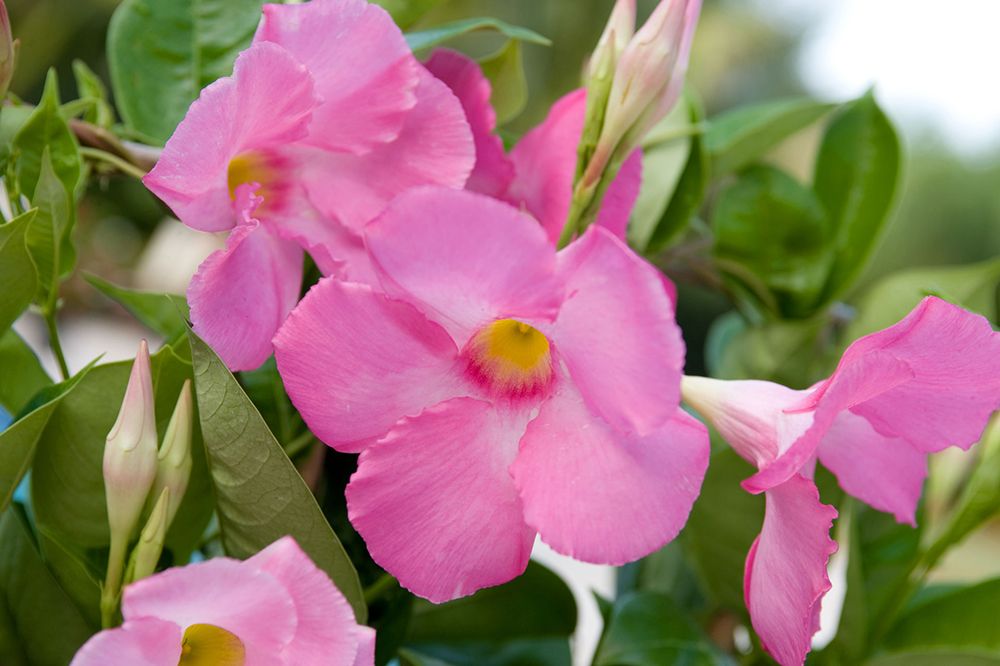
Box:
[107,0,269,144]
[372,0,447,29]
[189,333,366,622]
[0,506,94,665]
[0,210,38,334]
[713,165,832,317]
[12,69,82,198]
[706,97,836,176]
[884,578,1000,653]
[405,18,550,52]
[24,151,74,308]
[814,92,901,301]
[593,591,731,665]
[478,39,528,125]
[72,60,115,128]
[85,273,189,340]
[0,329,51,416]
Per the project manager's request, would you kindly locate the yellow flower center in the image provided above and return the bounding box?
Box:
[466,319,553,397]
[227,150,288,209]
[178,623,245,666]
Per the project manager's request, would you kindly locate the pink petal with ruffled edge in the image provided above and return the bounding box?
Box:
[274,278,461,453]
[512,382,708,564]
[256,0,418,154]
[424,49,514,198]
[817,411,927,525]
[70,618,182,666]
[123,558,297,665]
[187,191,303,372]
[247,537,362,665]
[744,475,838,666]
[346,398,536,603]
[143,41,317,232]
[365,187,562,342]
[505,89,643,244]
[547,226,684,435]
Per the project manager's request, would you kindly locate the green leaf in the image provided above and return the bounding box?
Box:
[867,651,1000,666]
[189,332,366,621]
[478,40,528,125]
[85,273,190,340]
[0,506,94,665]
[107,0,270,144]
[371,0,447,29]
[0,210,38,334]
[713,165,833,317]
[0,329,51,416]
[706,97,836,176]
[24,150,75,308]
[12,69,82,198]
[593,591,732,665]
[72,60,115,128]
[884,578,1000,653]
[814,92,901,301]
[405,18,550,52]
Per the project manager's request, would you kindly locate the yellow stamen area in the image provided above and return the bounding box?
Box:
[178,623,246,666]
[467,319,553,396]
[227,151,274,201]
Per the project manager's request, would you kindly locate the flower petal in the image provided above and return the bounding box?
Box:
[744,475,838,666]
[256,0,418,153]
[123,558,297,665]
[817,411,927,525]
[346,397,536,602]
[70,618,182,666]
[423,49,515,198]
[352,627,377,666]
[365,187,562,341]
[512,383,708,564]
[188,209,303,372]
[548,226,684,434]
[143,41,316,232]
[274,278,461,452]
[247,537,360,665]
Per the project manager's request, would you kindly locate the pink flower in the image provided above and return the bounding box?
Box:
[144,0,474,371]
[274,186,709,602]
[424,49,643,246]
[682,297,1000,666]
[72,537,374,666]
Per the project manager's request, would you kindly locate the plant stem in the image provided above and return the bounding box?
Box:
[44,310,70,380]
[79,147,148,180]
[101,535,128,628]
[364,573,399,605]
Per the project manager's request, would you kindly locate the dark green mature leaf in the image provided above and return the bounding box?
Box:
[372,0,447,29]
[814,92,901,301]
[0,330,51,416]
[593,591,732,665]
[405,18,550,52]
[0,506,94,665]
[12,69,82,198]
[479,39,528,125]
[189,333,366,621]
[85,273,189,340]
[72,60,115,129]
[867,651,1000,666]
[0,210,38,334]
[713,165,832,317]
[884,578,1000,653]
[25,151,75,307]
[107,0,269,144]
[706,98,836,176]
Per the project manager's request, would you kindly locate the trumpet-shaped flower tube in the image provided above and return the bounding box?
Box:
[275,187,708,602]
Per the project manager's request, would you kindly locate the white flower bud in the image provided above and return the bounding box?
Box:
[151,380,193,531]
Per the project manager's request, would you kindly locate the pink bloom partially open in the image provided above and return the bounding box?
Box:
[682,297,1000,666]
[71,537,374,666]
[144,0,473,371]
[274,187,708,602]
[424,49,643,245]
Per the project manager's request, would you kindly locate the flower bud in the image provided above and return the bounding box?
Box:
[0,1,15,99]
[129,487,169,583]
[103,340,158,544]
[589,0,635,80]
[150,380,193,531]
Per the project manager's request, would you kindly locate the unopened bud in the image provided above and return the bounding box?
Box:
[129,487,169,583]
[589,0,635,80]
[0,1,16,99]
[150,380,193,531]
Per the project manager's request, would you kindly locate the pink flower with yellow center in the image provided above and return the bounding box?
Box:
[682,297,1000,666]
[143,0,474,372]
[273,186,709,602]
[71,537,374,666]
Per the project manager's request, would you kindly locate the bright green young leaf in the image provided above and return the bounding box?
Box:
[478,40,528,125]
[0,210,38,334]
[706,97,836,176]
[713,165,833,317]
[372,0,447,29]
[0,506,94,665]
[593,591,732,665]
[25,151,75,308]
[72,60,115,128]
[12,69,82,199]
[189,333,366,622]
[85,273,189,341]
[814,92,901,302]
[884,578,1000,653]
[107,0,270,144]
[0,330,51,416]
[405,18,550,52]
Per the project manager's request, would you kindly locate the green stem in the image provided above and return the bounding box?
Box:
[101,535,128,628]
[79,147,148,180]
[364,573,399,605]
[44,310,70,380]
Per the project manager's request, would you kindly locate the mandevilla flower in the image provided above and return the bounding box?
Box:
[0,0,15,99]
[681,297,1000,666]
[144,0,474,371]
[274,186,709,602]
[72,537,374,666]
